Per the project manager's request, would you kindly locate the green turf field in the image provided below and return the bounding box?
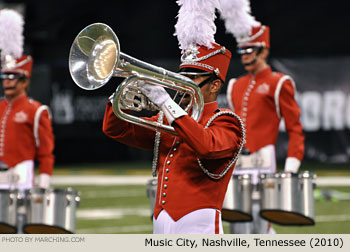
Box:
[52,162,350,234]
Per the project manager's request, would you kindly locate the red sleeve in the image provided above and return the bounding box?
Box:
[279,79,305,160]
[36,109,55,175]
[172,114,242,160]
[102,102,157,150]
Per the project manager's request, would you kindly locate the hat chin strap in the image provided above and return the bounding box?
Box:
[4,79,21,90]
[198,74,216,88]
[243,47,263,66]
[243,56,258,66]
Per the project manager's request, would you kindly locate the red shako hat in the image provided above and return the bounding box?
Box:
[2,54,33,78]
[237,25,270,48]
[175,0,231,83]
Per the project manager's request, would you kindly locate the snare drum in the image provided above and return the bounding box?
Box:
[23,188,80,234]
[146,179,157,218]
[222,174,253,222]
[259,171,316,225]
[0,189,19,233]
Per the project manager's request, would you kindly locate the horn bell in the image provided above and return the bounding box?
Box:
[69,23,120,90]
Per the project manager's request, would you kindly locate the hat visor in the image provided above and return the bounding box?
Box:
[178,67,211,77]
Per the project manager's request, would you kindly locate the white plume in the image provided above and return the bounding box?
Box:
[0,9,24,59]
[219,0,260,40]
[174,0,220,51]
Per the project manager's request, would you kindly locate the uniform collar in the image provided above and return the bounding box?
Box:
[203,101,219,113]
[5,94,27,106]
[199,101,219,123]
[250,65,272,80]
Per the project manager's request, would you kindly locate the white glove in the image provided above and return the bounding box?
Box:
[140,83,187,124]
[139,83,171,107]
[39,173,51,189]
[284,157,301,173]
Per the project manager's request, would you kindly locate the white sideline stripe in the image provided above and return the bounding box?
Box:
[316,214,350,222]
[76,225,153,234]
[77,207,150,220]
[49,175,153,185]
[45,175,350,186]
[83,190,146,198]
[315,177,350,186]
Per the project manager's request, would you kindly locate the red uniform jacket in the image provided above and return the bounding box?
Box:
[103,101,243,221]
[0,95,55,175]
[226,66,304,160]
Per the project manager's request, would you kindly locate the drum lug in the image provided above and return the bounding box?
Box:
[9,192,14,205]
[75,196,81,207]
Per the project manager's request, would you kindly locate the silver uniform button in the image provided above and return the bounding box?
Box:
[163,193,166,197]
[170,154,174,158]
[166,161,171,165]
[162,200,165,205]
[165,177,168,181]
[164,184,168,189]
[176,141,180,144]
[165,169,169,173]
[173,148,177,151]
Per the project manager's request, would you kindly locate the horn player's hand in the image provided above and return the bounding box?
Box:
[140,83,171,107]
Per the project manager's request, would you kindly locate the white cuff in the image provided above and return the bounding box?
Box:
[161,98,187,125]
[39,173,51,188]
[284,157,301,173]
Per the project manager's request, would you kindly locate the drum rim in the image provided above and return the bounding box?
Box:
[24,187,79,195]
[232,174,252,180]
[0,189,19,193]
[298,171,316,179]
[260,209,315,226]
[258,173,277,179]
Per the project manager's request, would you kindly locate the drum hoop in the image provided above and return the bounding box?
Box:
[278,172,299,178]
[0,189,19,193]
[259,173,277,179]
[232,174,252,180]
[25,188,79,195]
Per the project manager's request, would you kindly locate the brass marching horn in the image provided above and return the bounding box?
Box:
[69,23,204,135]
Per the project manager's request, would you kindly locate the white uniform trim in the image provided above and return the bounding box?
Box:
[226,78,236,111]
[153,209,223,234]
[34,105,51,147]
[161,99,187,125]
[274,75,295,119]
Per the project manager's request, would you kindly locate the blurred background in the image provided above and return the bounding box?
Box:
[0,0,349,234]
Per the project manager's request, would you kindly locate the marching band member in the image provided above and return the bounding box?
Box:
[220,0,305,233]
[103,0,245,234]
[0,9,55,191]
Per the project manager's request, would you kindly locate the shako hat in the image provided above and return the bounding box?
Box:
[174,0,232,83]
